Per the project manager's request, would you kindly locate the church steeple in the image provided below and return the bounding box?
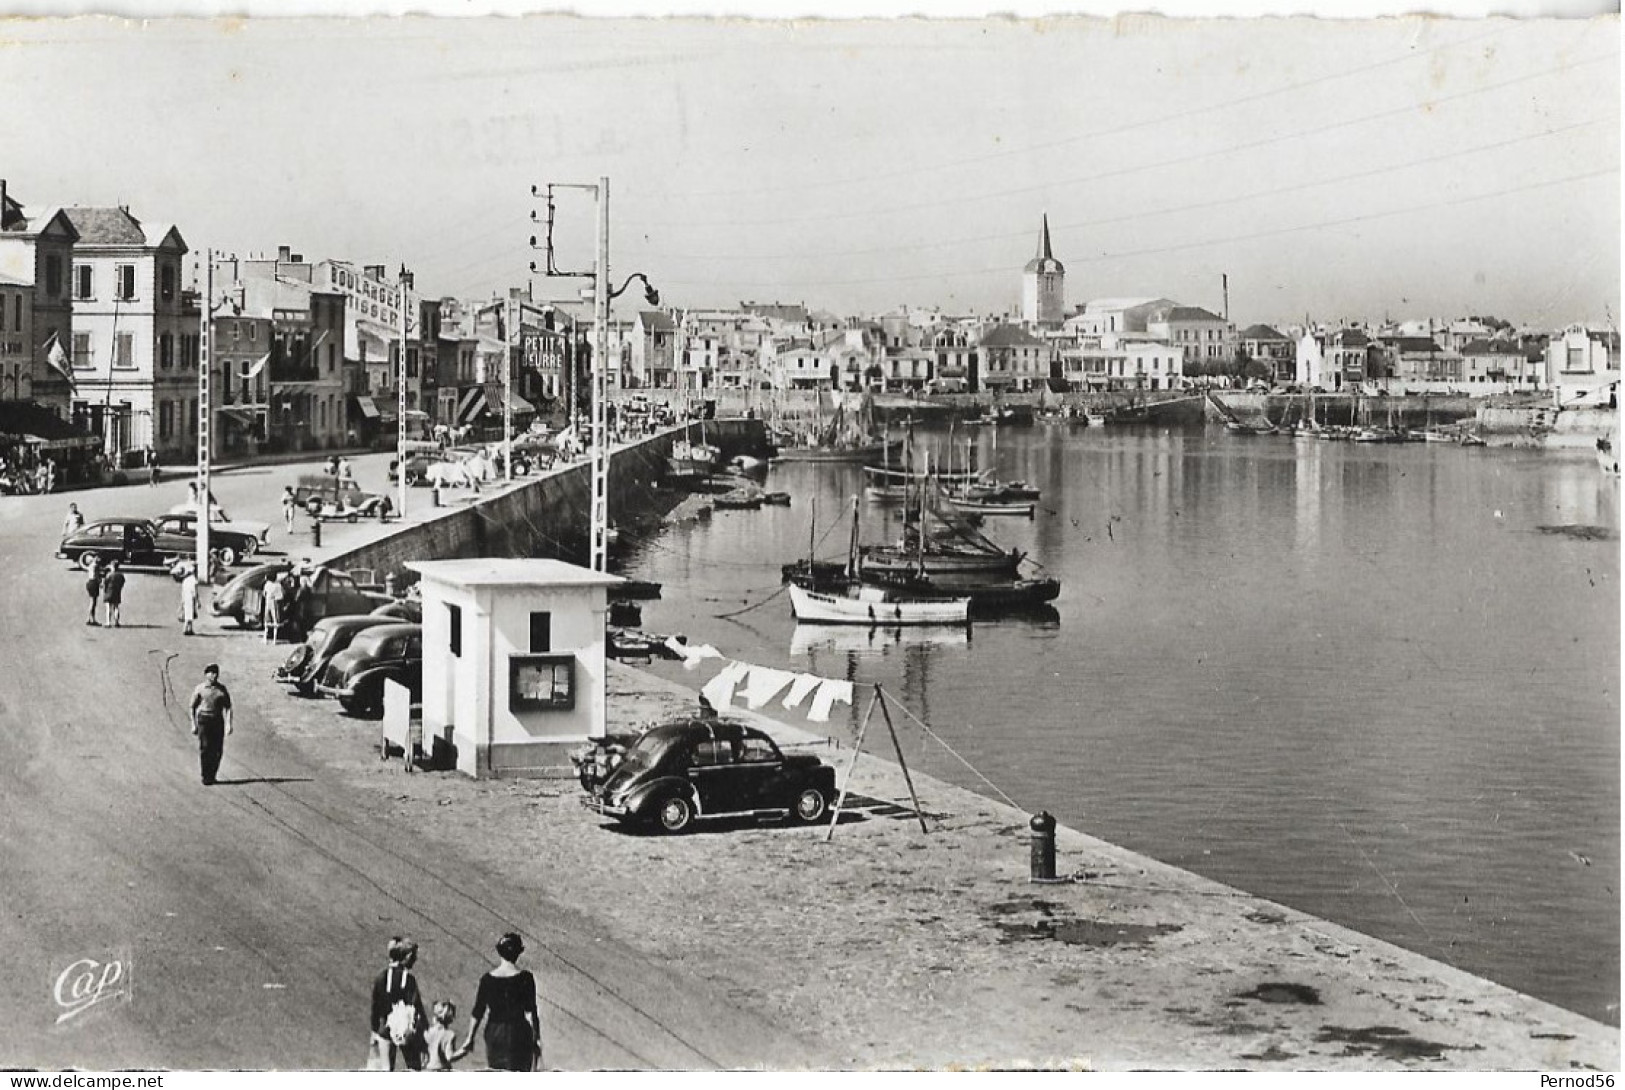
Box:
[1022,212,1065,326]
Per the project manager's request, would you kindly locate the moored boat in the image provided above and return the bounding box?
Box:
[668,436,720,480]
[788,582,970,626]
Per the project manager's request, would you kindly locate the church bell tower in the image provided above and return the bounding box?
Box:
[1022,214,1065,328]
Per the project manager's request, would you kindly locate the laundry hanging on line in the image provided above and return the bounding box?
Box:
[697,659,855,723]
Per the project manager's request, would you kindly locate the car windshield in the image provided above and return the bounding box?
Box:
[616,731,680,775]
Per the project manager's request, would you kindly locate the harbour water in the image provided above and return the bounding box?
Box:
[618,421,1620,1025]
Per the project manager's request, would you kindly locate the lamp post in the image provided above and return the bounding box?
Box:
[530,178,658,573]
[397,274,410,519]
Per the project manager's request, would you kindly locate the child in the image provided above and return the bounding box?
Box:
[423,1000,472,1071]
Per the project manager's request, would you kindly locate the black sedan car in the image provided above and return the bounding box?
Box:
[275,613,400,696]
[150,513,260,567]
[57,519,169,570]
[586,717,836,834]
[315,623,423,718]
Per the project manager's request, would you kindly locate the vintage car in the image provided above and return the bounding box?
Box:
[150,512,260,567]
[211,562,391,634]
[57,518,170,570]
[585,717,836,834]
[166,501,273,549]
[315,622,423,718]
[292,474,383,513]
[275,613,400,696]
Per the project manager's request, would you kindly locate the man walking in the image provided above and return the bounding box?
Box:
[262,568,285,643]
[148,449,161,487]
[101,560,126,628]
[63,503,84,538]
[282,486,299,534]
[189,663,233,786]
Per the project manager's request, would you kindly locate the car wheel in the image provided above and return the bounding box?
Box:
[655,794,696,834]
[792,787,829,824]
[347,512,359,523]
[77,552,99,572]
[243,538,259,558]
[216,544,240,567]
[404,471,419,487]
[306,498,323,516]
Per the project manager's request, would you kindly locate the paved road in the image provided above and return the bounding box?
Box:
[0,459,814,1070]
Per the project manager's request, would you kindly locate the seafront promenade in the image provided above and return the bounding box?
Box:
[0,444,1616,1071]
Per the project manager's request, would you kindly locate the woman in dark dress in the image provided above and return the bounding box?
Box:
[464,932,541,1070]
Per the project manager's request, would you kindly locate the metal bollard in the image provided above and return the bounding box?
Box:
[311,519,321,548]
[432,484,442,507]
[1030,811,1056,883]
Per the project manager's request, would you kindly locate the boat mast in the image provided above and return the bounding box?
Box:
[846,494,860,579]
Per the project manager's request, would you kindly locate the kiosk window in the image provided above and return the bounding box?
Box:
[447,603,462,657]
[509,654,575,711]
[529,611,551,652]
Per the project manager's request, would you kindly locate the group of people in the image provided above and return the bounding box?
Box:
[369,933,542,1072]
[80,550,127,627]
[261,563,316,643]
[1,453,58,494]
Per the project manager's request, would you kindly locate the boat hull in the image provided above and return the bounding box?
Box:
[774,438,906,463]
[788,583,969,626]
[859,547,1022,579]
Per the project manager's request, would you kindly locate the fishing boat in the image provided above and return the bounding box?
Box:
[787,497,970,626]
[774,390,904,463]
[943,491,1035,517]
[667,432,720,480]
[859,483,1025,580]
[788,583,969,626]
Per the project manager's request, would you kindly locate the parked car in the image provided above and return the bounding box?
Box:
[315,622,423,718]
[57,518,169,570]
[308,493,394,522]
[211,562,391,633]
[150,512,260,567]
[166,501,272,549]
[370,598,423,624]
[292,474,382,513]
[585,717,836,834]
[275,613,400,696]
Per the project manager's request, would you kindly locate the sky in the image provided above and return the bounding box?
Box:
[0,5,1617,329]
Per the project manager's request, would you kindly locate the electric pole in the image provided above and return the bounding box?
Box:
[195,251,212,580]
[398,273,410,518]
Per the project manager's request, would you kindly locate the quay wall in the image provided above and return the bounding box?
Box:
[324,419,766,580]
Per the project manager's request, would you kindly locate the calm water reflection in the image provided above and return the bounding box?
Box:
[618,422,1620,1024]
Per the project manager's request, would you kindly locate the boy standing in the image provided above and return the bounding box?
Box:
[101,561,126,628]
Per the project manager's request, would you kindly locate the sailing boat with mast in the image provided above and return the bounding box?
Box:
[774,388,904,463]
[787,496,971,626]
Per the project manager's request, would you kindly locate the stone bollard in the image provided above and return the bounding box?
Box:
[311,519,322,548]
[1030,811,1056,883]
[432,484,442,508]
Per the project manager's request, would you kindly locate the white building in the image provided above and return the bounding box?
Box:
[62,207,192,461]
[1545,324,1621,407]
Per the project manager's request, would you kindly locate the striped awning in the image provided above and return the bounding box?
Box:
[455,386,487,426]
[353,395,381,420]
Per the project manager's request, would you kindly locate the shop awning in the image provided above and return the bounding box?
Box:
[496,388,536,416]
[353,396,381,420]
[23,433,101,451]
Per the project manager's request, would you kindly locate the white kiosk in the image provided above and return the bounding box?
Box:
[405,558,622,778]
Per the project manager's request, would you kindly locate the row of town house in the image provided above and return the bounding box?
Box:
[0,180,1616,465]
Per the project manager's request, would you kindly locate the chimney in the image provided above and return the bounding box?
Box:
[277,245,292,263]
[0,178,7,228]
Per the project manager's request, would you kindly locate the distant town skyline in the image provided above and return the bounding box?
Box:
[0,13,1616,327]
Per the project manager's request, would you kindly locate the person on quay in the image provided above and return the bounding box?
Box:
[101,560,126,628]
[370,938,428,1071]
[179,562,200,636]
[281,486,299,534]
[462,932,541,1071]
[261,567,285,643]
[83,556,103,626]
[62,502,84,537]
[189,663,233,786]
[147,449,161,487]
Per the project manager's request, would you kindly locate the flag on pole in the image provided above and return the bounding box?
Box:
[46,334,74,390]
[244,351,271,379]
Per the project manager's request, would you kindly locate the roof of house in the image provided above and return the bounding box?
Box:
[62,207,148,245]
[1382,335,1445,354]
[742,302,809,324]
[979,324,1045,348]
[1150,305,1226,325]
[1459,338,1524,356]
[1237,324,1288,342]
[638,310,676,332]
[1082,297,1168,313]
[1329,329,1372,347]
